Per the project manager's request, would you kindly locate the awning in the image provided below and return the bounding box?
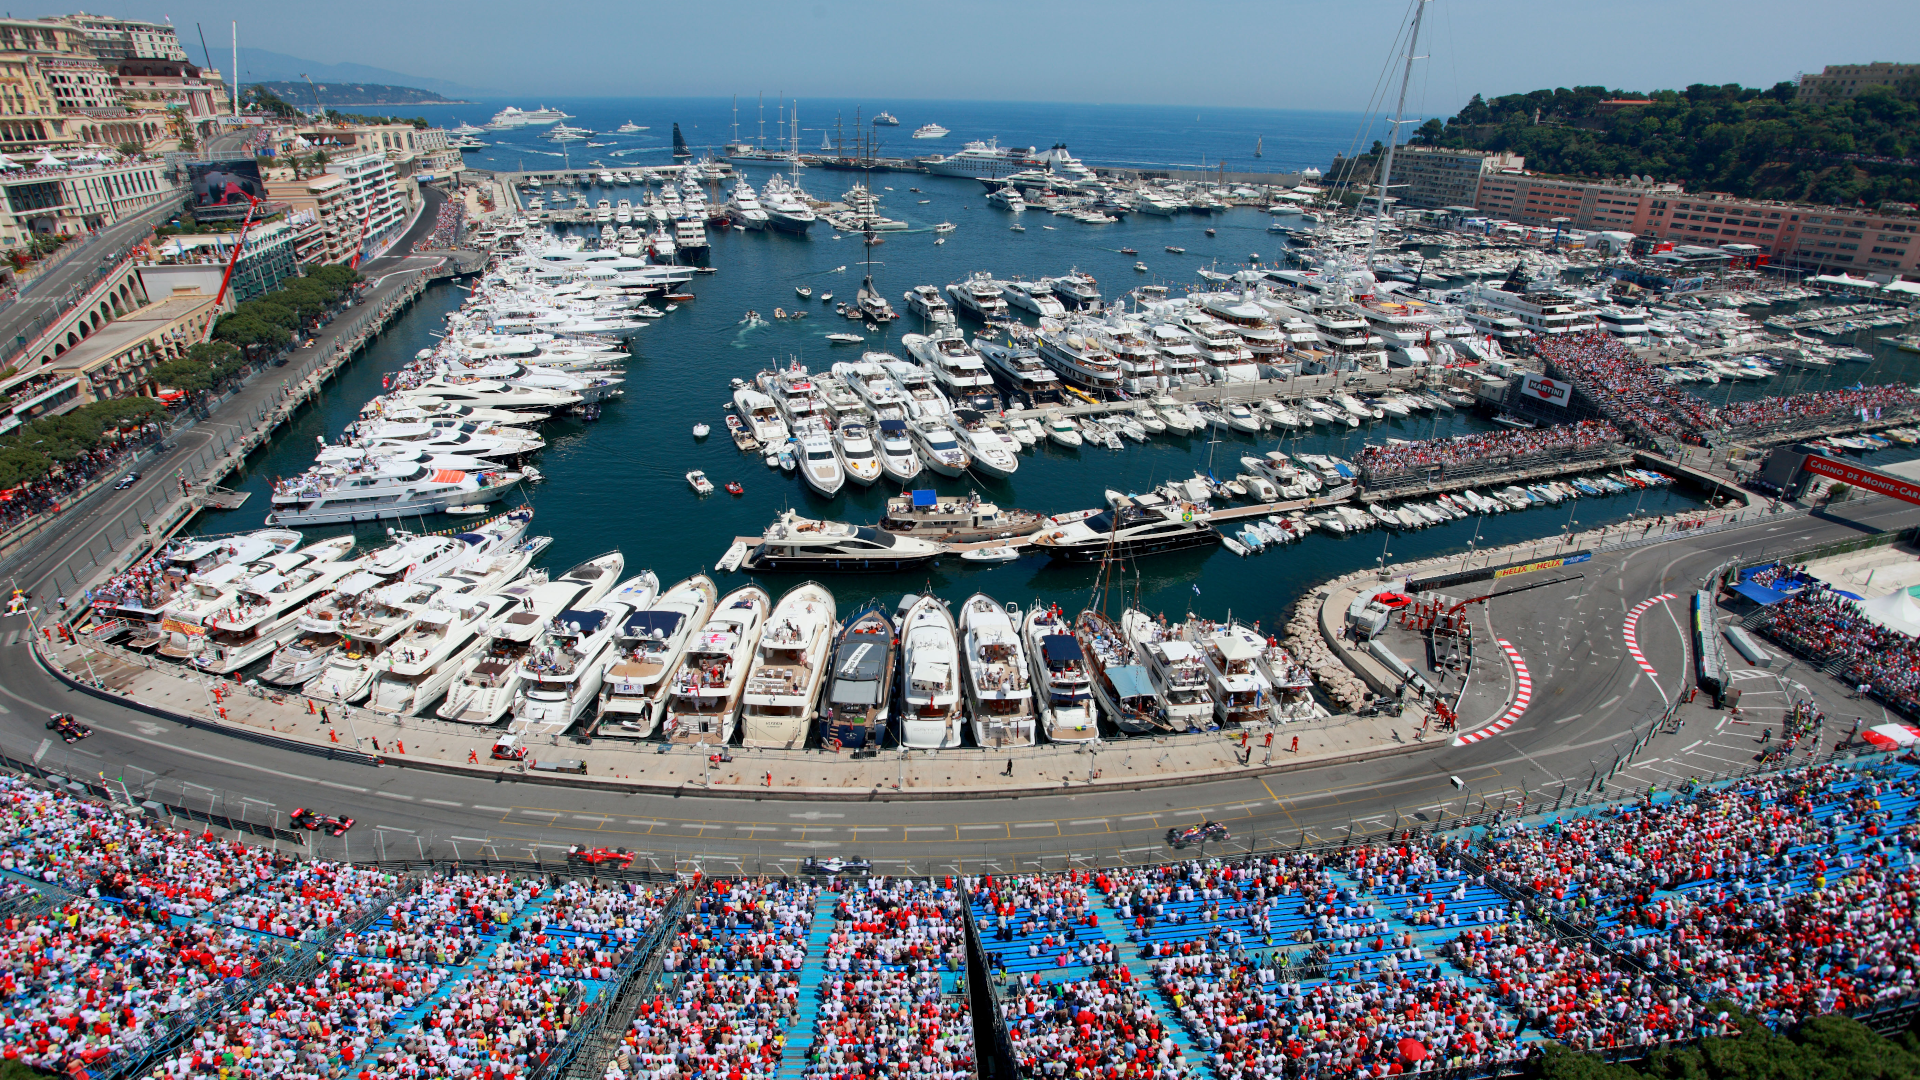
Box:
[432,469,466,483]
[1862,723,1920,749]
[1215,635,1260,662]
[623,609,686,639]
[1158,640,1199,662]
[911,488,938,507]
[1041,634,1083,663]
[1107,664,1156,700]
[555,608,609,635]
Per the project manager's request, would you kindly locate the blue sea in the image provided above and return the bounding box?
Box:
[359,96,1363,179]
[186,97,1920,706]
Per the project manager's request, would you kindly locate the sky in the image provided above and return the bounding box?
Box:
[133,0,1920,114]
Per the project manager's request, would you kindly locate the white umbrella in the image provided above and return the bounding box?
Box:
[35,153,64,168]
[0,154,20,170]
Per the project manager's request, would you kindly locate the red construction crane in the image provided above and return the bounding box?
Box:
[202,190,264,342]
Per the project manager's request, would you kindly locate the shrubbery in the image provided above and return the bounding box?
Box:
[0,395,164,488]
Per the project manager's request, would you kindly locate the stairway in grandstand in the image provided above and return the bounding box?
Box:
[774,889,836,1080]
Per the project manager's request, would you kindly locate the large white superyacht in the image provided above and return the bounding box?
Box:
[1022,604,1098,742]
[267,458,523,527]
[726,178,771,230]
[898,594,963,749]
[759,173,818,234]
[511,571,658,736]
[663,584,770,745]
[957,594,1036,748]
[739,581,837,749]
[1122,609,1217,733]
[597,575,719,737]
[435,551,625,725]
[903,330,995,397]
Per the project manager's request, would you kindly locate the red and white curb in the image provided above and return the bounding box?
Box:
[1623,593,1677,677]
[1453,638,1531,746]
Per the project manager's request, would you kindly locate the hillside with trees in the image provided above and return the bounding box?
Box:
[1411,80,1920,206]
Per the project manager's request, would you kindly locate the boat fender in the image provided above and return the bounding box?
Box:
[826,737,841,753]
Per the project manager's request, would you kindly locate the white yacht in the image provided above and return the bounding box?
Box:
[362,590,520,717]
[663,585,770,744]
[165,536,355,663]
[1001,279,1066,317]
[874,418,924,484]
[733,387,789,445]
[903,330,995,396]
[951,411,1019,478]
[974,339,1061,400]
[726,178,770,229]
[904,284,956,326]
[906,417,972,476]
[957,594,1036,748]
[598,575,719,737]
[760,174,819,235]
[302,577,457,704]
[889,364,953,421]
[1023,604,1098,742]
[1180,618,1277,728]
[834,420,883,487]
[191,561,365,674]
[898,594,963,749]
[1035,328,1122,393]
[435,551,625,725]
[913,123,950,139]
[985,186,1027,213]
[267,458,522,527]
[946,272,1010,320]
[739,582,837,749]
[795,428,846,498]
[511,572,657,736]
[1122,610,1216,733]
[836,358,913,418]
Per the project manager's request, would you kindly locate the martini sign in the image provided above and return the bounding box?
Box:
[1520,374,1570,408]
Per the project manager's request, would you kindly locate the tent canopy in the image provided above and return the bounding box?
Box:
[1853,589,1920,638]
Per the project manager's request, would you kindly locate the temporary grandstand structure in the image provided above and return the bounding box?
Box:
[1852,587,1920,638]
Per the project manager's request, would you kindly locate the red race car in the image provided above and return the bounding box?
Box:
[290,808,356,836]
[567,846,634,867]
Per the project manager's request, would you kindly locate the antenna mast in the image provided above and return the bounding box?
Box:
[1365,0,1428,271]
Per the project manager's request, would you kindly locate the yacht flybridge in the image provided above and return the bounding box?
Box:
[267,458,523,527]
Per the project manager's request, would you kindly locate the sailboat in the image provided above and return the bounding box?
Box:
[1254,136,1263,158]
[671,122,690,161]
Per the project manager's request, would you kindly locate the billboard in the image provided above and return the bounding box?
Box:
[1493,551,1592,579]
[188,159,263,210]
[1519,373,1571,408]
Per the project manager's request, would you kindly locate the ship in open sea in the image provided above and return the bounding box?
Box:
[872,111,900,126]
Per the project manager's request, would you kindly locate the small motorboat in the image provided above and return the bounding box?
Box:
[692,423,711,439]
[934,222,956,233]
[796,285,812,299]
[960,545,1021,564]
[1120,247,1138,254]
[934,238,946,245]
[819,291,833,302]
[1165,245,1185,254]
[1009,224,1026,232]
[1204,228,1216,237]
[774,307,788,319]
[445,504,489,515]
[665,292,696,302]
[725,481,745,495]
[1134,261,1148,272]
[693,266,718,275]
[827,333,865,344]
[687,470,715,495]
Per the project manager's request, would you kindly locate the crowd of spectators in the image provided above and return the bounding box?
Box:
[0,439,149,534]
[1745,560,1817,594]
[998,969,1193,1080]
[1535,333,1719,442]
[801,879,974,1080]
[1355,420,1622,482]
[416,199,467,253]
[1718,383,1920,430]
[1758,585,1920,713]
[615,878,818,1080]
[215,862,397,942]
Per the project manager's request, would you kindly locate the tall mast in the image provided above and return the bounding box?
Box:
[756,92,765,151]
[1365,0,1428,272]
[730,95,738,146]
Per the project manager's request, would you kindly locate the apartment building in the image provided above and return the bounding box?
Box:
[0,19,89,153]
[265,172,356,266]
[0,156,178,246]
[1797,62,1919,105]
[332,151,408,260]
[1388,146,1523,210]
[1650,193,1918,276]
[140,217,297,303]
[37,14,190,62]
[1472,173,1678,233]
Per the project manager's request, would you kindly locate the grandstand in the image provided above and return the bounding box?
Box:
[4,750,1920,1080]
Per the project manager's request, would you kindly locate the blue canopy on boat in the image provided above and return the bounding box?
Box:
[554,608,609,635]
[911,489,938,508]
[1107,664,1157,700]
[622,609,687,638]
[1041,634,1083,663]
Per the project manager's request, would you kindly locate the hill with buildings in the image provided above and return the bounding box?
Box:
[230,46,479,100]
[251,81,469,107]
[1407,80,1919,206]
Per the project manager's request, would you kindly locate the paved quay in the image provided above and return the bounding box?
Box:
[39,631,1428,802]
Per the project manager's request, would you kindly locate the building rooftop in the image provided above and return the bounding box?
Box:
[49,293,221,376]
